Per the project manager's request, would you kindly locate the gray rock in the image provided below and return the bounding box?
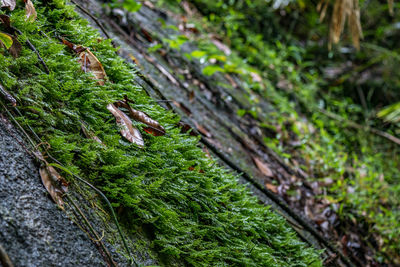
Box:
[0,118,106,267]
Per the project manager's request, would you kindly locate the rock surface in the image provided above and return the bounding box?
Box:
[0,118,105,267]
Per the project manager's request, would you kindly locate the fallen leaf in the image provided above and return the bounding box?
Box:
[202,146,212,158]
[177,121,198,136]
[388,0,394,15]
[188,166,204,173]
[0,84,16,106]
[129,53,140,65]
[0,0,16,10]
[252,157,273,177]
[184,23,199,34]
[24,0,37,21]
[188,90,195,102]
[140,28,153,42]
[81,122,104,146]
[62,39,107,85]
[9,35,22,58]
[115,97,166,136]
[0,14,11,28]
[194,122,211,138]
[79,49,107,85]
[39,165,68,209]
[250,72,262,83]
[265,183,278,193]
[143,0,154,9]
[107,103,144,147]
[210,37,231,55]
[224,74,238,88]
[172,100,192,116]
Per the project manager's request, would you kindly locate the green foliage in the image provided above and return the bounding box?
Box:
[160,0,400,262]
[0,2,321,266]
[107,0,142,12]
[378,102,400,124]
[0,32,12,49]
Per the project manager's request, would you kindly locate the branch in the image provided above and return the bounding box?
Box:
[318,108,400,146]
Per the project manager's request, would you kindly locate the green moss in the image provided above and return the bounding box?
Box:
[0,1,321,266]
[159,0,400,261]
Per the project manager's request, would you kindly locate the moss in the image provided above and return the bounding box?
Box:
[0,1,321,266]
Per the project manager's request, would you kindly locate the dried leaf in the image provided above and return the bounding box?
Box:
[178,121,198,136]
[0,84,16,106]
[140,28,153,42]
[328,0,363,50]
[24,0,37,22]
[81,122,104,146]
[0,14,11,29]
[9,35,22,58]
[265,183,278,193]
[107,103,144,147]
[172,100,192,116]
[210,37,231,55]
[388,0,394,15]
[0,0,16,10]
[79,49,107,85]
[317,0,329,22]
[188,90,195,102]
[250,72,262,83]
[252,157,273,177]
[115,97,166,136]
[39,165,68,209]
[194,121,211,138]
[62,39,107,85]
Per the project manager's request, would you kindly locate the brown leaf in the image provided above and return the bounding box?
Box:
[115,97,166,136]
[62,39,107,85]
[210,37,231,56]
[194,122,211,138]
[0,84,16,106]
[81,122,105,146]
[107,103,144,147]
[188,90,195,102]
[0,14,11,29]
[140,28,153,42]
[172,100,192,116]
[79,49,107,85]
[328,0,363,50]
[252,157,273,177]
[9,35,22,58]
[250,72,262,83]
[24,0,37,22]
[39,165,68,209]
[265,183,278,193]
[388,0,394,15]
[178,121,198,136]
[0,0,16,10]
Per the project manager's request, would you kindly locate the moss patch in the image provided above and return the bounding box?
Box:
[0,1,321,266]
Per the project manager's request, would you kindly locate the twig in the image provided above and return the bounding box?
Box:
[0,84,17,106]
[0,244,14,267]
[0,103,138,266]
[66,194,117,267]
[318,108,400,146]
[11,27,50,74]
[49,162,139,267]
[70,0,112,40]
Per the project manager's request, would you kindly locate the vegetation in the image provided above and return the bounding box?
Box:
[154,0,400,263]
[0,1,322,266]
